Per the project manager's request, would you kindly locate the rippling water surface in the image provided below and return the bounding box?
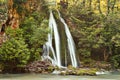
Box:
[0,72,120,80]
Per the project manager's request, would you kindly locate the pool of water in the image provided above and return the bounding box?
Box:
[0,73,120,80]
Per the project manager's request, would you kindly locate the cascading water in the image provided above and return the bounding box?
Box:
[57,11,77,68]
[42,10,61,67]
[42,10,78,68]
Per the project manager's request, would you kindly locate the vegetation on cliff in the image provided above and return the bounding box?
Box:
[0,0,49,73]
[0,0,120,74]
[62,0,120,69]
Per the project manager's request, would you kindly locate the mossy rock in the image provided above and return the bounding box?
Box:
[76,68,97,76]
[60,67,97,76]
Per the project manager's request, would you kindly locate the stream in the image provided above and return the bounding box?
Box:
[0,72,120,80]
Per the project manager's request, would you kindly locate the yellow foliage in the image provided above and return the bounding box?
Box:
[0,0,5,3]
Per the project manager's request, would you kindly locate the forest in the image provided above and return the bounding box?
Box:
[0,0,120,75]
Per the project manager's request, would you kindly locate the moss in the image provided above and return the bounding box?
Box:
[60,67,97,76]
[76,68,97,76]
[47,66,55,73]
[68,65,76,70]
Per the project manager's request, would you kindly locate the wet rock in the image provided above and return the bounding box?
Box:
[25,60,55,73]
[59,66,97,76]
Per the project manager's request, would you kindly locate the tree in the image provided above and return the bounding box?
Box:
[20,12,49,61]
[0,28,30,72]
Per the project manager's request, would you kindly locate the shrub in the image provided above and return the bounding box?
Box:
[0,28,30,72]
[20,12,49,61]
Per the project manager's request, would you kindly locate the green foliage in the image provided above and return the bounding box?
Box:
[20,12,49,61]
[0,0,49,72]
[29,21,49,60]
[0,38,30,65]
[0,16,49,70]
[5,27,23,39]
[111,55,120,68]
[0,28,30,68]
[65,0,120,68]
[12,0,27,15]
[12,0,49,17]
[78,13,120,63]
[0,0,6,4]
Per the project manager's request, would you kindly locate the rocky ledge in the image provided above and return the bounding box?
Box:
[25,60,55,73]
[60,68,97,76]
[53,66,97,76]
[25,61,97,76]
[1,60,116,76]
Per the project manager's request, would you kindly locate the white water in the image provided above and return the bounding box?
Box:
[42,10,78,68]
[42,10,61,67]
[58,11,77,68]
[50,11,61,67]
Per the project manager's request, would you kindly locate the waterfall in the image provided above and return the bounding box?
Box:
[42,10,61,67]
[42,10,78,68]
[57,11,77,68]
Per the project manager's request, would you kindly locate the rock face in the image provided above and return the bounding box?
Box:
[0,0,47,45]
[25,60,55,73]
[1,0,46,29]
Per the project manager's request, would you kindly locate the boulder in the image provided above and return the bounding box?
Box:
[25,60,55,73]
